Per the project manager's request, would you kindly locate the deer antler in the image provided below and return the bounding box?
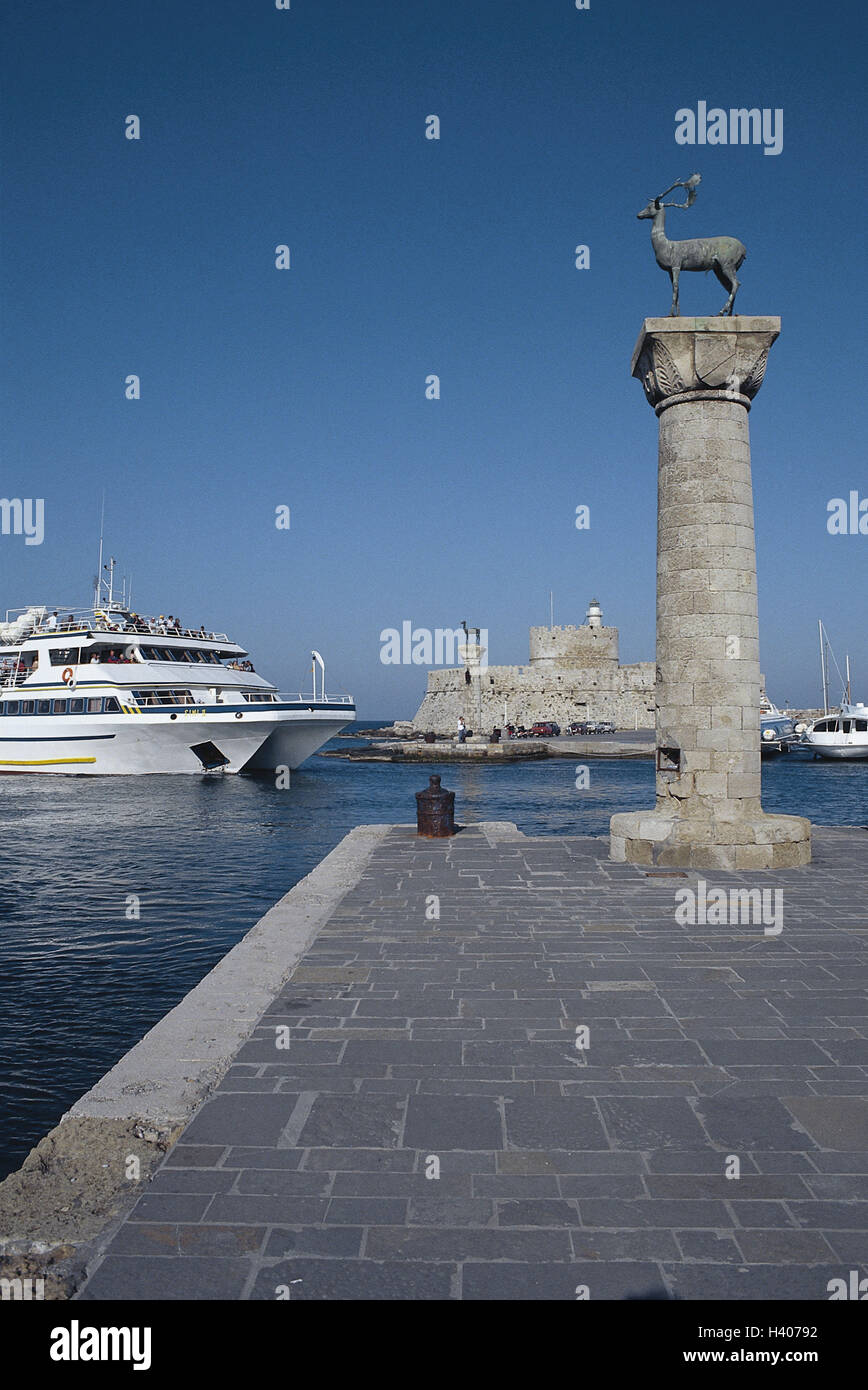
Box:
[655,172,701,208]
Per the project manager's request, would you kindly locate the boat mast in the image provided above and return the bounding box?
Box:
[819,619,829,716]
[845,654,851,705]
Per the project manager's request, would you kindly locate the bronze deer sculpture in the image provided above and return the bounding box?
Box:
[637,174,746,317]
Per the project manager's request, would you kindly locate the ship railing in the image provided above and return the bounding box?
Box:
[30,610,231,642]
[0,669,31,688]
[282,692,355,705]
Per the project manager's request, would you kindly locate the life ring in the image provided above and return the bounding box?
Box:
[62,667,74,685]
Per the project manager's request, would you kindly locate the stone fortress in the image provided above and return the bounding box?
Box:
[411,600,655,734]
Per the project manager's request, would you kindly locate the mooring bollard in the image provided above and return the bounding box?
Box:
[415,774,455,838]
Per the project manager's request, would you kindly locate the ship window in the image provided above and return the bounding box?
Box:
[6,701,19,714]
[855,719,868,732]
[52,699,68,714]
[841,721,853,734]
[814,719,831,732]
[49,647,79,665]
[104,697,121,712]
[37,699,51,714]
[87,698,102,713]
[70,698,84,713]
[140,646,157,660]
[20,700,35,714]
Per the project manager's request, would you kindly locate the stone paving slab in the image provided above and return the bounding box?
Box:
[78,822,868,1301]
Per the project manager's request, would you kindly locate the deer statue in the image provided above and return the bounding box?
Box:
[637,174,746,317]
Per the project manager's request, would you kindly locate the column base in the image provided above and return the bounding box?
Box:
[609,809,811,870]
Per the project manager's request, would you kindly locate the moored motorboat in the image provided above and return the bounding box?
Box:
[760,699,799,757]
[795,622,868,761]
[800,703,868,761]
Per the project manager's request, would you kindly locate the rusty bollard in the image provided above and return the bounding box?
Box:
[416,774,456,838]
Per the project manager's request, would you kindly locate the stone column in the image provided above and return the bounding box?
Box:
[609,318,811,870]
[459,641,486,734]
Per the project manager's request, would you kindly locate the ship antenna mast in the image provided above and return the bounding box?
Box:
[94,493,106,608]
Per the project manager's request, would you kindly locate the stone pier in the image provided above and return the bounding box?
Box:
[610,318,811,870]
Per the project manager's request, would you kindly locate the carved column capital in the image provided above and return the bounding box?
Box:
[631,317,780,412]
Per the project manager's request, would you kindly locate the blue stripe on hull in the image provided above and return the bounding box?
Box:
[0,734,116,742]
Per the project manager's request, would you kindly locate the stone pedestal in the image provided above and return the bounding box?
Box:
[609,318,811,870]
[459,642,486,732]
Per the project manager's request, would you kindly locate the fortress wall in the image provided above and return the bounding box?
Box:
[528,624,619,669]
[412,661,655,734]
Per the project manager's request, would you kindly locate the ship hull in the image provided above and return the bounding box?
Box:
[240,705,354,772]
[0,711,276,774]
[803,741,868,761]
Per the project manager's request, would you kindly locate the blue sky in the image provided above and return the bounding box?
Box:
[2,0,865,716]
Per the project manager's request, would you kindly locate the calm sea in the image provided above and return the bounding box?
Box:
[0,732,865,1179]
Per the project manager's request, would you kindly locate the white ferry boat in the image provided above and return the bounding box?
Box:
[0,599,354,775]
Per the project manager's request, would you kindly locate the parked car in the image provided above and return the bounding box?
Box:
[596,721,616,734]
[530,721,560,737]
[569,720,595,735]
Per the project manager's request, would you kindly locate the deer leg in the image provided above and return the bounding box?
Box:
[713,259,739,316]
[668,267,679,317]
